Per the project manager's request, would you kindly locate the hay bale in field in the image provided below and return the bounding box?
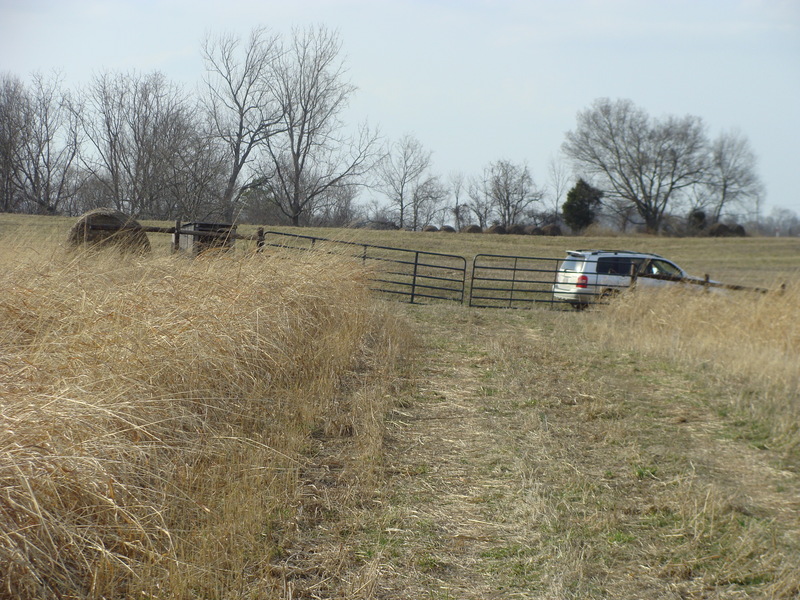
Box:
[460,224,482,234]
[485,224,507,235]
[730,224,746,236]
[506,224,527,235]
[525,225,545,236]
[706,222,746,237]
[422,225,439,232]
[439,225,456,233]
[541,224,562,236]
[707,222,731,237]
[67,208,151,253]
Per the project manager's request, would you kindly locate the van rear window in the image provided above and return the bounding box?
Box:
[560,258,584,271]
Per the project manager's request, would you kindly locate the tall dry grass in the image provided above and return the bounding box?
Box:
[590,282,800,454]
[0,238,409,599]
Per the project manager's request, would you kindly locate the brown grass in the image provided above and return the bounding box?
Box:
[2,214,799,598]
[591,283,800,454]
[0,235,410,599]
[373,302,799,598]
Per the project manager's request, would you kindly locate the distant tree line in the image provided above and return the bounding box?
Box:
[0,26,380,225]
[1,28,789,234]
[562,98,767,234]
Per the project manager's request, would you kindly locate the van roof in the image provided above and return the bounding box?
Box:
[567,249,665,259]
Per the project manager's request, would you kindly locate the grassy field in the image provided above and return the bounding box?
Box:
[1,214,798,598]
[3,212,798,285]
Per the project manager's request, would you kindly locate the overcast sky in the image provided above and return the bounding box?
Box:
[2,0,799,218]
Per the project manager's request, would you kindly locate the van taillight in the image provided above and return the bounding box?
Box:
[576,275,588,289]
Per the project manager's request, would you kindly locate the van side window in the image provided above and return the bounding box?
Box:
[649,260,682,277]
[597,257,632,275]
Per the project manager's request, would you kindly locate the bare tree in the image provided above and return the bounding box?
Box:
[410,174,448,229]
[376,134,432,229]
[563,98,708,232]
[449,171,468,230]
[468,160,541,228]
[160,110,227,220]
[25,73,82,214]
[0,73,82,214]
[258,26,378,226]
[465,176,495,229]
[0,74,28,212]
[763,206,799,237]
[545,156,571,218]
[308,183,362,226]
[702,130,763,222]
[80,71,196,218]
[202,27,283,221]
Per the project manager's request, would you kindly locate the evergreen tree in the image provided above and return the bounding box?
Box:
[562,179,603,232]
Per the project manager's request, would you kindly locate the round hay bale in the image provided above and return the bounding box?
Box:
[525,225,545,236]
[730,224,746,237]
[422,225,439,232]
[439,225,456,233]
[68,208,151,253]
[707,222,732,237]
[541,224,562,236]
[485,224,507,235]
[506,224,527,235]
[460,224,483,234]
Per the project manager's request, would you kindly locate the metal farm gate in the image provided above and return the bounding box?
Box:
[260,231,467,305]
[468,253,564,308]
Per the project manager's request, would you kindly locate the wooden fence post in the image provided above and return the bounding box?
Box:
[256,227,264,252]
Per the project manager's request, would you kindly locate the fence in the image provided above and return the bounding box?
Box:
[84,219,773,308]
[84,220,466,305]
[258,230,467,304]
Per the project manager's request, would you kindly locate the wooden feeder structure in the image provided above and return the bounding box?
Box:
[179,222,237,255]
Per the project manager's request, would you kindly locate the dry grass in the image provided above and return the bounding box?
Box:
[379,303,800,598]
[590,283,800,454]
[2,214,799,598]
[0,233,410,599]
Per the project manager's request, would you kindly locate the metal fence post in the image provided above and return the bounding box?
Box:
[509,257,519,308]
[410,251,420,304]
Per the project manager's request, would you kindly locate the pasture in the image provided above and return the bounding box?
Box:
[1,214,798,599]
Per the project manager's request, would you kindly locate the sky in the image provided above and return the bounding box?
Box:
[1,0,799,218]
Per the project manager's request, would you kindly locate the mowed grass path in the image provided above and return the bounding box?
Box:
[342,303,800,599]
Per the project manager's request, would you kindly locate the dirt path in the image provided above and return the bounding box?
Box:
[367,305,800,599]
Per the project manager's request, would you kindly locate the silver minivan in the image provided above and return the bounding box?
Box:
[552,250,696,308]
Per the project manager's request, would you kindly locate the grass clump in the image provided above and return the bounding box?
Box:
[0,241,409,599]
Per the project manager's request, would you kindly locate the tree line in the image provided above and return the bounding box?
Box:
[1,26,781,234]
